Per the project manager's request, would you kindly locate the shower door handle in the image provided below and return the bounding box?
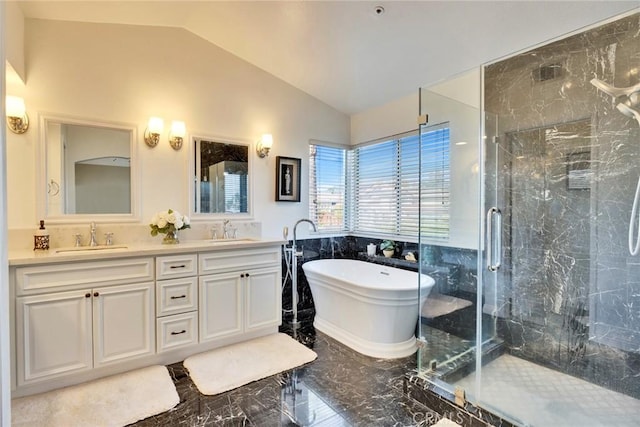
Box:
[486,207,502,271]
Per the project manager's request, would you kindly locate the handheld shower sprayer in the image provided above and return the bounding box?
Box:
[591,77,640,255]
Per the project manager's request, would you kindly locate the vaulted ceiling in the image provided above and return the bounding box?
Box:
[16,1,638,115]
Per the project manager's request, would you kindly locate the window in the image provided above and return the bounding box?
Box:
[309,144,347,232]
[309,123,449,240]
[419,124,450,240]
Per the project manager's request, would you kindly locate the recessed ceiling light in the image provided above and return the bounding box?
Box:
[374,6,385,15]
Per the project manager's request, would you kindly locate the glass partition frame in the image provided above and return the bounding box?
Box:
[417,71,483,391]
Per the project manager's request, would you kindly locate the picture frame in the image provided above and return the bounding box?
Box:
[276,156,301,202]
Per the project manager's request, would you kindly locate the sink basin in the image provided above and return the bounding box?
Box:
[54,245,129,254]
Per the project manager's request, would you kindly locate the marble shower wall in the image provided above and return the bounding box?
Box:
[485,13,640,398]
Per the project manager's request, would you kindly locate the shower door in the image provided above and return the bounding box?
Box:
[476,11,640,426]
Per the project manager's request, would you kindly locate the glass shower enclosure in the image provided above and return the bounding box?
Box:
[418,11,640,426]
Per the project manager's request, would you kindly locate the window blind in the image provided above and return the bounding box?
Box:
[351,124,449,240]
[419,124,450,240]
[309,123,449,240]
[309,144,347,232]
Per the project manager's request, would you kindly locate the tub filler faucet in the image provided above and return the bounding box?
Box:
[286,219,317,327]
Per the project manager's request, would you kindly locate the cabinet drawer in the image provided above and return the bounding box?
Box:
[199,247,281,275]
[156,277,198,316]
[156,254,197,280]
[157,312,198,352]
[16,258,155,295]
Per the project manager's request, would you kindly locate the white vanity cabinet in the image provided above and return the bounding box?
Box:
[14,258,155,387]
[199,247,281,343]
[10,240,283,397]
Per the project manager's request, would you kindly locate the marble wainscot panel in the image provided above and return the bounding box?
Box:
[282,235,478,324]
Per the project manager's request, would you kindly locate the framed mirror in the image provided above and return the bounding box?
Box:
[191,135,252,218]
[38,114,139,223]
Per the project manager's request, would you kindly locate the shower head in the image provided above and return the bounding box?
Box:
[590,78,640,100]
[591,78,640,124]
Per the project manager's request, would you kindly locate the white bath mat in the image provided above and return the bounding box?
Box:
[11,365,179,427]
[184,333,317,395]
[433,419,462,427]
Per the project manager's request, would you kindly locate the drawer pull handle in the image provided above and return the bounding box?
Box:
[170,295,187,299]
[171,330,187,335]
[169,265,186,269]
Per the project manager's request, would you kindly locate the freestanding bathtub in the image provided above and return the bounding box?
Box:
[302,259,435,359]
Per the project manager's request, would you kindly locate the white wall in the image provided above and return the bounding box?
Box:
[0,2,12,424]
[6,19,350,239]
[350,92,417,145]
[4,1,24,82]
[350,69,481,249]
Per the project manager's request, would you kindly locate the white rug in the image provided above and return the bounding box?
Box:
[184,333,317,395]
[433,419,462,427]
[12,365,179,427]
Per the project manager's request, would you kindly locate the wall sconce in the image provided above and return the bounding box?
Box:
[256,133,273,158]
[168,121,186,150]
[6,96,29,134]
[144,117,164,147]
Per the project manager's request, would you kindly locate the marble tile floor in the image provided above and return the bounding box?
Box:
[129,320,448,427]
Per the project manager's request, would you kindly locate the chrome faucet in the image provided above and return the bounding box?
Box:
[223,220,231,239]
[89,222,98,247]
[293,219,317,255]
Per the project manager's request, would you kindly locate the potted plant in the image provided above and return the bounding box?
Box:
[380,240,396,258]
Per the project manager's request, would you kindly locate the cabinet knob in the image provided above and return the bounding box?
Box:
[93,292,99,297]
[240,273,245,278]
[245,273,250,277]
[85,293,91,298]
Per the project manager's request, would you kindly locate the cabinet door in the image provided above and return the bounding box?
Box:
[16,290,93,385]
[245,267,282,332]
[93,282,155,367]
[199,272,242,342]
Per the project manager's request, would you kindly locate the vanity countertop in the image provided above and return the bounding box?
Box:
[9,238,286,267]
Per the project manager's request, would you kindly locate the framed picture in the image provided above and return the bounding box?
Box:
[276,156,301,202]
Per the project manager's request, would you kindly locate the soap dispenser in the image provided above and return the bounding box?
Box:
[34,220,50,250]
